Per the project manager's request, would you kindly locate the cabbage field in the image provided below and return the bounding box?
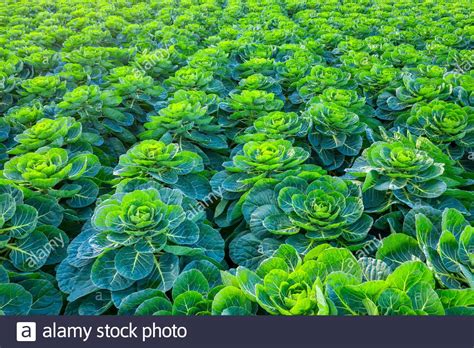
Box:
[0,0,473,316]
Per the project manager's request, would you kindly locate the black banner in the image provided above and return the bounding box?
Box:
[1,316,473,348]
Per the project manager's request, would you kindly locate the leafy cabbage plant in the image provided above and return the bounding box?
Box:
[242,174,372,244]
[347,132,466,209]
[401,100,474,159]
[57,181,224,307]
[9,117,82,155]
[212,139,310,198]
[227,244,471,315]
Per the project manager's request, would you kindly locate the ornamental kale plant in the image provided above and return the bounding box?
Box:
[0,0,472,316]
[401,100,474,159]
[114,141,203,182]
[247,175,373,242]
[9,117,82,155]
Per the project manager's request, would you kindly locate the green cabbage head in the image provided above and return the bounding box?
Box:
[9,117,82,155]
[92,188,186,239]
[114,140,203,184]
[226,140,309,177]
[256,175,373,242]
[405,100,474,159]
[235,111,310,143]
[347,133,460,207]
[3,148,72,189]
[211,140,310,198]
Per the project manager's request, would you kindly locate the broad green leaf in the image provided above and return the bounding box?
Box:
[315,279,330,315]
[437,289,474,310]
[342,214,373,242]
[57,262,98,302]
[386,261,435,292]
[78,291,113,315]
[196,226,224,262]
[377,288,414,315]
[256,257,289,278]
[167,220,200,245]
[66,179,99,208]
[212,286,254,315]
[325,272,361,315]
[40,226,69,265]
[174,174,211,200]
[135,297,173,315]
[172,291,206,315]
[229,233,268,269]
[304,244,332,262]
[10,230,50,271]
[172,269,209,300]
[0,193,16,222]
[404,207,440,238]
[458,226,473,266]
[91,249,135,291]
[115,246,154,281]
[407,283,445,315]
[317,247,362,282]
[408,179,447,198]
[118,288,167,315]
[438,231,461,272]
[272,244,301,271]
[442,208,468,239]
[69,154,100,180]
[338,285,370,315]
[415,213,437,250]
[162,245,205,257]
[0,283,32,315]
[376,233,424,268]
[137,253,179,292]
[8,204,38,238]
[0,265,9,283]
[236,267,262,301]
[19,279,63,315]
[425,247,465,289]
[363,298,379,315]
[263,213,299,235]
[25,196,63,227]
[183,260,221,288]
